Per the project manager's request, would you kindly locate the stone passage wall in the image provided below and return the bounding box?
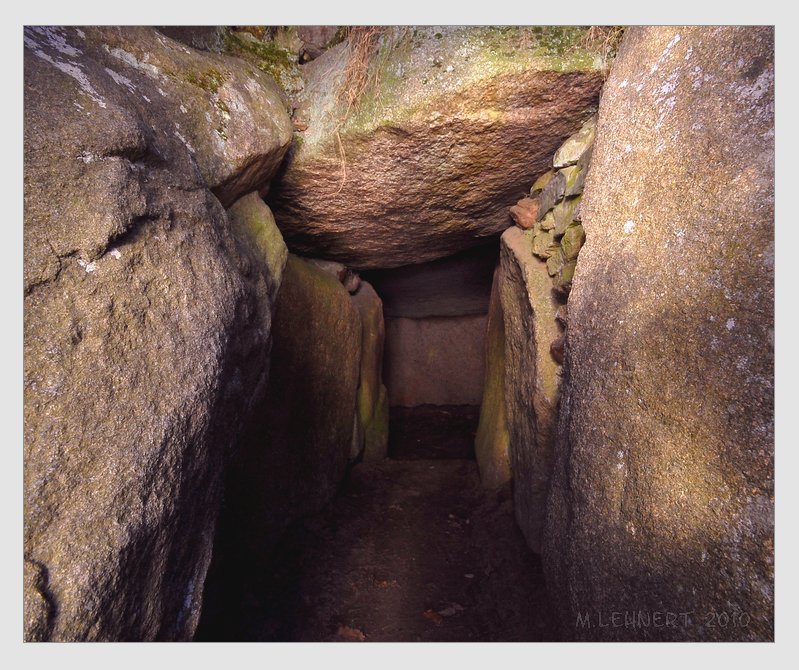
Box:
[196,253,389,634]
[474,116,595,546]
[351,282,390,461]
[384,315,488,407]
[542,26,774,641]
[213,255,363,568]
[473,267,511,490]
[366,245,498,409]
[23,26,293,641]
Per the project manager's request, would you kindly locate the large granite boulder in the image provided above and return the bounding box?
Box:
[543,26,774,641]
[499,227,562,552]
[23,26,291,640]
[269,26,605,269]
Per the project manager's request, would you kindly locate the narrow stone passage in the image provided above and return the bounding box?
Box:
[196,413,557,642]
[23,26,775,643]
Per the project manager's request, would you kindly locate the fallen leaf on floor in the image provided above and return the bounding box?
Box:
[374,579,399,589]
[336,625,366,641]
[423,609,444,626]
[438,603,465,617]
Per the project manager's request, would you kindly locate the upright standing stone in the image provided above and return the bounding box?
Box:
[499,227,562,552]
[543,26,774,641]
[23,26,291,641]
[219,254,362,566]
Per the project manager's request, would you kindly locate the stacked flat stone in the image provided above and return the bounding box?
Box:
[527,115,595,295]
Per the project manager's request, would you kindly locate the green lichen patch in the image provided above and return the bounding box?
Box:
[539,210,556,232]
[305,26,605,153]
[227,192,288,301]
[531,169,555,196]
[553,196,582,237]
[185,67,227,93]
[561,223,586,261]
[554,115,597,167]
[223,29,303,95]
[557,259,577,285]
[362,384,389,462]
[533,228,557,259]
[547,248,565,277]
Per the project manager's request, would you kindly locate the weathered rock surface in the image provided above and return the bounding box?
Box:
[543,26,774,641]
[305,257,361,294]
[24,27,292,249]
[384,315,487,407]
[197,253,363,636]
[351,282,390,461]
[24,26,291,640]
[269,27,605,269]
[509,198,539,230]
[474,267,511,490]
[297,26,341,61]
[499,227,562,553]
[553,115,595,168]
[156,26,227,53]
[227,192,288,304]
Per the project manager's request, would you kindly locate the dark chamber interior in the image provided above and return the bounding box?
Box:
[195,237,557,642]
[364,240,499,411]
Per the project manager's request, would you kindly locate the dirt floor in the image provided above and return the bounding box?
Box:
[195,406,558,642]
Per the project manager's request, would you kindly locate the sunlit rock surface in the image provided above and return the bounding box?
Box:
[23,26,291,641]
[269,27,604,269]
[543,26,774,641]
[499,227,562,552]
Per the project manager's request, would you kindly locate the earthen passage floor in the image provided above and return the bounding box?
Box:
[226,456,558,642]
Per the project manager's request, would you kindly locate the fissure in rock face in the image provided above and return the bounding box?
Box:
[23,24,774,644]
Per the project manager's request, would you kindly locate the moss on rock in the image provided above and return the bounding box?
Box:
[223,29,303,95]
[270,26,604,269]
[362,384,390,462]
[227,192,288,302]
